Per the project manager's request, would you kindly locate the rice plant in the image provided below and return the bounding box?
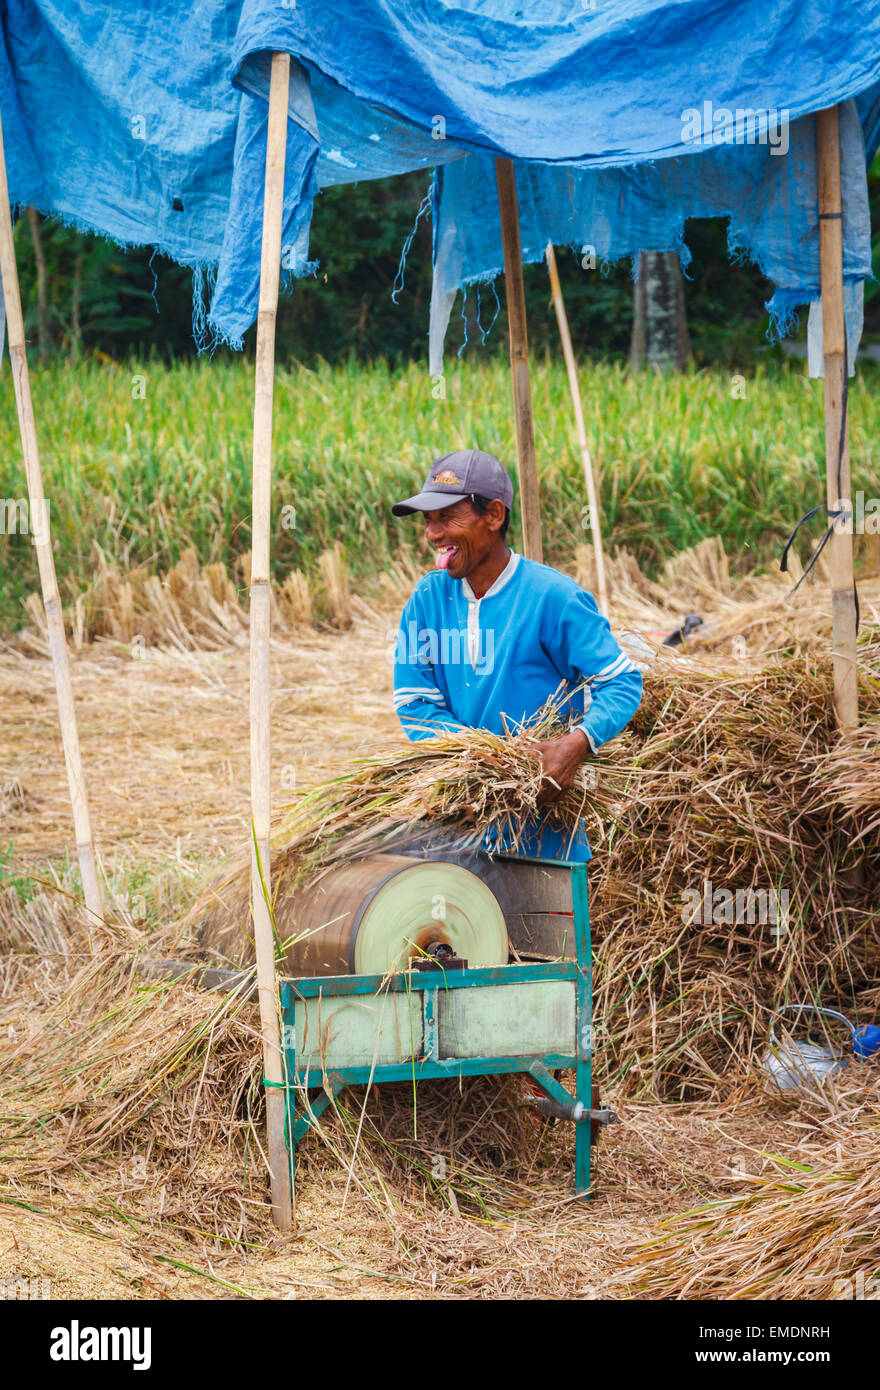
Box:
[2,355,878,633]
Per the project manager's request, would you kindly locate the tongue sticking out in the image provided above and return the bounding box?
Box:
[435,547,457,570]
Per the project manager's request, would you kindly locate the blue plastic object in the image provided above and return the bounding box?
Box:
[853,1024,880,1058]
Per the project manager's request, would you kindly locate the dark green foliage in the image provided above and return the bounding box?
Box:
[14,215,195,355]
[17,154,878,365]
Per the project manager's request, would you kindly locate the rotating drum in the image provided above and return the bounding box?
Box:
[277,853,509,977]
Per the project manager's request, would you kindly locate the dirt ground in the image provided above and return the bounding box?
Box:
[0,612,400,873]
[0,604,855,1299]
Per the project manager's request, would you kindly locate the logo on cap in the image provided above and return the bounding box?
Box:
[433,469,463,486]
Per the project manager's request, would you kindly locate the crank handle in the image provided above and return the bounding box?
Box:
[529,1095,619,1125]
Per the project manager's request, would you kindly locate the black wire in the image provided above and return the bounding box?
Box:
[779,322,859,630]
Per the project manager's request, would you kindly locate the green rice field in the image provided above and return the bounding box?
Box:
[1,354,878,633]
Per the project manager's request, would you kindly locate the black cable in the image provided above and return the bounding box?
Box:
[779,325,859,631]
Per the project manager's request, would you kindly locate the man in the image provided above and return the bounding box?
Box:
[391,449,642,862]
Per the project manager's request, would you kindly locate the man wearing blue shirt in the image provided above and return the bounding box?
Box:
[391,449,642,863]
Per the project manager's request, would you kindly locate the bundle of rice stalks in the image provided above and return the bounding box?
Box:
[14,544,355,657]
[626,1079,880,1299]
[187,691,638,956]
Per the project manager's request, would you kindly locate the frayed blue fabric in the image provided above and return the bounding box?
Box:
[428,104,873,369]
[2,1,239,265]
[3,0,879,348]
[231,0,880,166]
[208,88,319,348]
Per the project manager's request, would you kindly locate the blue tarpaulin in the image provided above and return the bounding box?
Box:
[2,0,879,350]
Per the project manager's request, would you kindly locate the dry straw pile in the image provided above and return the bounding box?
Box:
[0,911,587,1293]
[627,1078,880,1299]
[0,917,271,1283]
[590,635,880,1099]
[14,542,354,658]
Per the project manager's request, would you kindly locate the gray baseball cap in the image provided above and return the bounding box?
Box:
[392,449,514,517]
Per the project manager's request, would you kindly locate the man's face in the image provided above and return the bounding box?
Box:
[423,498,501,581]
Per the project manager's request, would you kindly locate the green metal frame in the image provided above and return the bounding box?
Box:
[278,860,592,1200]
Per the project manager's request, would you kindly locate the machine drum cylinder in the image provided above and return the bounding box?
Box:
[278,853,509,977]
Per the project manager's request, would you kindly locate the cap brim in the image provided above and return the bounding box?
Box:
[391,491,470,517]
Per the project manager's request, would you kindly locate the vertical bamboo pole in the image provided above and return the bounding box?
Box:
[817,105,858,731]
[495,158,542,562]
[251,51,293,1231]
[545,243,609,618]
[0,110,103,924]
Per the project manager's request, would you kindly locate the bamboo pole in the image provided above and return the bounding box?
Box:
[816,105,858,731]
[250,51,293,1232]
[495,157,542,562]
[545,243,609,617]
[0,109,103,925]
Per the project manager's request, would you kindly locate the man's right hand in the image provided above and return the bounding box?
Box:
[531,729,591,805]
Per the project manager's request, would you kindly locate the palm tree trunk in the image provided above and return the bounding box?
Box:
[630,250,691,371]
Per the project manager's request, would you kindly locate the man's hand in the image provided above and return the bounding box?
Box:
[531,729,591,805]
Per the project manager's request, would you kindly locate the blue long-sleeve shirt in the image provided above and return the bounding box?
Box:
[392,551,642,862]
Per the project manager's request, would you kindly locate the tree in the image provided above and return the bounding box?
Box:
[629,249,691,371]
